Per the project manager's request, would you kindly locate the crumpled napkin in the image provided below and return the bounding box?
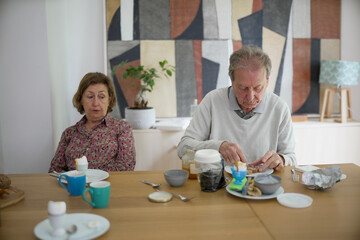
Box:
[301,165,342,190]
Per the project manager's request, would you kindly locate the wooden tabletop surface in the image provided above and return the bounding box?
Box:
[0,164,359,240]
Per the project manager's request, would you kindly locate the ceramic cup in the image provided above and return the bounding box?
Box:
[82,181,110,208]
[59,171,86,196]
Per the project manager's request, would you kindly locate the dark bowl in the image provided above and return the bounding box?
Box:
[164,169,189,187]
[254,174,282,195]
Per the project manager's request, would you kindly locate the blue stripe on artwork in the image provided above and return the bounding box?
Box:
[108,7,121,41]
[238,10,263,48]
[274,40,287,96]
[202,58,219,98]
[263,0,292,37]
[176,0,204,40]
[295,38,320,114]
[133,0,140,40]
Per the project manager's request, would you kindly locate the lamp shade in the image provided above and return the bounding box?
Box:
[319,60,360,86]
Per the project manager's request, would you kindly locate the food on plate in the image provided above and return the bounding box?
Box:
[246,178,262,197]
[247,166,260,175]
[0,174,11,189]
[0,188,9,197]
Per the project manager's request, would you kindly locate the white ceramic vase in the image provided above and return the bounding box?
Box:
[125,107,155,129]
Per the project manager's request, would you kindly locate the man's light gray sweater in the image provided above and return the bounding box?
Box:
[177,87,296,166]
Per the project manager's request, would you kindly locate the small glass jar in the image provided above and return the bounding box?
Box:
[181,149,197,179]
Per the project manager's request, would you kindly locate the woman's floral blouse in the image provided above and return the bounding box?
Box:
[48,114,136,172]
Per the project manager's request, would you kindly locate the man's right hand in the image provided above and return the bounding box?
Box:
[219,141,248,164]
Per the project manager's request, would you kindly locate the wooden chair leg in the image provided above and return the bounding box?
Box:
[320,89,330,122]
[325,89,334,118]
[340,88,347,123]
[347,89,352,120]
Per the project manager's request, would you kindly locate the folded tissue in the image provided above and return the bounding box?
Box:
[301,165,342,190]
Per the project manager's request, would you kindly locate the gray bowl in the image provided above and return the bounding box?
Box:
[254,174,282,195]
[164,169,189,187]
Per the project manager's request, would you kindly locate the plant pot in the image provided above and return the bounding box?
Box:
[125,107,155,129]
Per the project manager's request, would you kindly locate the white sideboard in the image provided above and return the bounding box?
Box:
[133,119,360,171]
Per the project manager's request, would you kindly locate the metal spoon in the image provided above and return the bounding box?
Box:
[140,180,161,188]
[171,192,195,202]
[66,224,77,240]
[155,189,194,202]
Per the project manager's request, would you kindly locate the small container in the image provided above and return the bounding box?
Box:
[164,169,189,187]
[194,149,225,192]
[190,99,198,117]
[181,149,197,179]
[254,174,282,195]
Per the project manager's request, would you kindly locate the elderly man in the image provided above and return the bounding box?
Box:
[177,45,296,171]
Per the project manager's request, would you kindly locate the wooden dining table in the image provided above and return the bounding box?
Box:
[0,164,359,240]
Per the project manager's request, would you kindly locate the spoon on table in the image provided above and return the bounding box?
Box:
[66,224,77,240]
[140,180,161,188]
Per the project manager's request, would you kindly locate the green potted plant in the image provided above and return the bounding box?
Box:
[112,60,175,129]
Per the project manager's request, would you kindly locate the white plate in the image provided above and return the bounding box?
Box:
[225,165,274,177]
[277,193,313,208]
[226,186,284,200]
[60,169,109,184]
[148,191,173,203]
[34,213,110,240]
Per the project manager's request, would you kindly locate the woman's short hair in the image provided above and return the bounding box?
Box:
[228,45,272,81]
[73,72,117,114]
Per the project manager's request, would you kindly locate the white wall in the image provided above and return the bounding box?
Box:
[0,0,106,174]
[0,0,359,174]
[342,0,360,120]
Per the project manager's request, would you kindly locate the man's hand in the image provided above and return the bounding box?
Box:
[249,150,284,171]
[219,141,248,164]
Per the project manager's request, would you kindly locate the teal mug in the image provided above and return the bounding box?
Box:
[82,181,110,208]
[59,171,86,196]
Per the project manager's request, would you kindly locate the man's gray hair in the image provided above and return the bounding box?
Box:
[228,45,272,81]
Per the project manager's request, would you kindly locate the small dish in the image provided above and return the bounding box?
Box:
[226,186,284,200]
[60,169,109,184]
[34,213,110,240]
[254,174,282,195]
[277,193,313,208]
[164,169,189,187]
[148,191,173,203]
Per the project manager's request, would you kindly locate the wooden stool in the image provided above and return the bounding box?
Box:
[320,88,352,123]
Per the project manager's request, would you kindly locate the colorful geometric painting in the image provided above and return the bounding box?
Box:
[106,0,341,118]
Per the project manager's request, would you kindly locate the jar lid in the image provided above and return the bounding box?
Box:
[195,149,221,163]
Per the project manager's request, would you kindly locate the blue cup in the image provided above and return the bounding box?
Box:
[59,171,86,196]
[82,181,110,208]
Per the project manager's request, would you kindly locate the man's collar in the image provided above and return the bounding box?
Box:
[228,87,267,113]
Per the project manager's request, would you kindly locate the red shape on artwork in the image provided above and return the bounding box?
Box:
[170,0,201,39]
[311,0,340,38]
[292,39,311,112]
[114,60,141,107]
[252,0,263,13]
[193,40,203,103]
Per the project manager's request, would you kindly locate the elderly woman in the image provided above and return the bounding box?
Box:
[49,72,136,172]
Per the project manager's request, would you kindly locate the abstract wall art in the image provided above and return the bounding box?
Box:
[106,0,341,118]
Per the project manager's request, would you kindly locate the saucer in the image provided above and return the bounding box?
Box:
[60,169,109,184]
[34,213,110,240]
[226,186,284,200]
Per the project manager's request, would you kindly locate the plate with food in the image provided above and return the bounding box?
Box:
[57,169,109,184]
[226,185,284,200]
[225,165,273,177]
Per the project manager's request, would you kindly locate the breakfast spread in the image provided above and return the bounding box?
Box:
[0,174,11,196]
[0,174,25,208]
[228,162,263,197]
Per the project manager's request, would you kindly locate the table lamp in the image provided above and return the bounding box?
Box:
[319,60,360,123]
